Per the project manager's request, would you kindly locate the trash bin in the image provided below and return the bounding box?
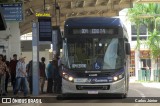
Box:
[138,70,142,81]
[141,69,146,81]
[138,69,146,81]
[154,70,159,82]
[146,69,151,81]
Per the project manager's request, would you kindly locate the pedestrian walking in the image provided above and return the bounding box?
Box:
[14,57,28,97]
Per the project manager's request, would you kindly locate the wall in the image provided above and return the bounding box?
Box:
[0,22,21,61]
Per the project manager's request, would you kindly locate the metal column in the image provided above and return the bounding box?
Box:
[32,22,39,96]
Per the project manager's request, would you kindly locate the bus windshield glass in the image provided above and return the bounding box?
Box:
[62,38,125,70]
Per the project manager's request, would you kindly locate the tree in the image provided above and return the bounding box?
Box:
[127,4,144,49]
[127,4,145,80]
[148,30,160,58]
[127,3,160,81]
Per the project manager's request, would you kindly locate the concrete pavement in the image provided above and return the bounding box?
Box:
[130,76,160,89]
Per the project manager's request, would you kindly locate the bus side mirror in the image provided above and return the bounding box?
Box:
[125,43,130,55]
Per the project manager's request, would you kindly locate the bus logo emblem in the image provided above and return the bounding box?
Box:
[90,78,97,84]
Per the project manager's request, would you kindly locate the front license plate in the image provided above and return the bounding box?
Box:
[74,78,87,83]
[88,91,98,94]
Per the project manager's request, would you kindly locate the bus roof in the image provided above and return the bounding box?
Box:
[65,17,124,28]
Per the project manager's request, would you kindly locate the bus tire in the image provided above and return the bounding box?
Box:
[57,94,68,100]
[121,93,127,99]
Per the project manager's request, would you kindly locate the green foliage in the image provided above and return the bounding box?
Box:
[128,3,160,73]
[127,5,142,50]
[147,30,160,58]
[128,3,160,33]
[127,4,145,25]
[127,3,160,52]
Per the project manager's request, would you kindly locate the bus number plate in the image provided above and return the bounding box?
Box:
[88,91,98,94]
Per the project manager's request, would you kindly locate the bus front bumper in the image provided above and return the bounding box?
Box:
[62,78,127,95]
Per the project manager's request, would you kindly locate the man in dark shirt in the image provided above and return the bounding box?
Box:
[27,60,33,94]
[9,54,18,91]
[53,55,62,94]
[40,57,46,93]
[28,60,41,94]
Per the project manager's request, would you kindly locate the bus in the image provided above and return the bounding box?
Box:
[60,17,130,98]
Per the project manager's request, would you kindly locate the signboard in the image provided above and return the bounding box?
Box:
[0,3,23,21]
[140,50,150,58]
[36,13,51,17]
[38,17,52,41]
[71,28,118,35]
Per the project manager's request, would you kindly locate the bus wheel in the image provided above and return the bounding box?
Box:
[57,94,67,100]
[121,93,127,99]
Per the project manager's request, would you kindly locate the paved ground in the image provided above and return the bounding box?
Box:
[1,77,160,105]
[3,77,160,97]
[130,77,160,89]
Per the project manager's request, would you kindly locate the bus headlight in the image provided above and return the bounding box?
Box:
[64,74,69,79]
[118,72,124,79]
[62,72,74,82]
[119,74,123,79]
[68,76,74,81]
[113,76,118,81]
[113,73,124,81]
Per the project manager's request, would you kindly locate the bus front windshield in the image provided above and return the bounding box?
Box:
[62,38,125,70]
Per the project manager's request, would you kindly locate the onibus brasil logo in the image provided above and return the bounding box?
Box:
[2,98,42,103]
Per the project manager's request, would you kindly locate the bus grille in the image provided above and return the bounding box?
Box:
[76,85,110,90]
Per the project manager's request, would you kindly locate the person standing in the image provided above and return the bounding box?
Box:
[0,54,8,96]
[14,57,28,97]
[27,60,33,94]
[53,55,62,94]
[9,54,18,91]
[3,56,10,93]
[39,57,46,93]
[46,60,54,93]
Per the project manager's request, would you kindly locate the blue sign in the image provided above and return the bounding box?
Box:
[38,17,52,41]
[0,3,23,21]
[93,62,101,70]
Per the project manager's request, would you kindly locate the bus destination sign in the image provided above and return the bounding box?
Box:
[72,28,118,35]
[0,3,23,21]
[38,17,52,41]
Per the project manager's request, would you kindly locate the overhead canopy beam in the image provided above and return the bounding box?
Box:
[20,0,135,35]
[134,0,160,3]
